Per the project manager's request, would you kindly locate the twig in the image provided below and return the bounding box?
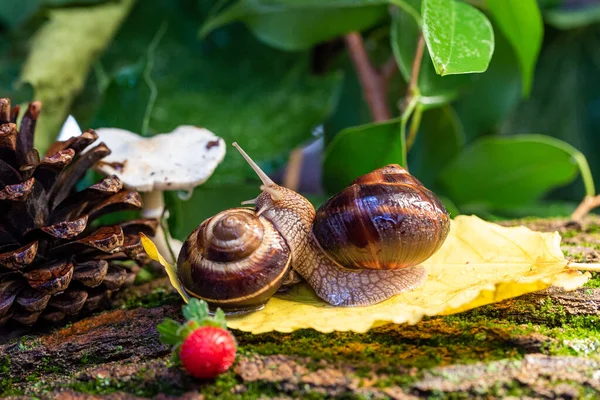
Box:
[568,262,600,272]
[283,147,304,192]
[408,35,425,95]
[344,32,391,122]
[571,195,600,221]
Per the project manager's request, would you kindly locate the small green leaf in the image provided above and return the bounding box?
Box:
[200,0,387,51]
[323,118,404,194]
[177,320,201,340]
[391,2,472,109]
[439,134,594,207]
[203,308,228,330]
[408,106,465,189]
[487,0,543,96]
[422,0,494,76]
[182,298,210,323]
[157,318,183,346]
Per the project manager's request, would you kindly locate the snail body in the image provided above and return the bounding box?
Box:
[177,144,450,313]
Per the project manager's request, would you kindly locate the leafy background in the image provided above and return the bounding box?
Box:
[1,0,599,241]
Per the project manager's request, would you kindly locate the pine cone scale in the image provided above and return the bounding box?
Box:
[0,241,38,270]
[0,98,157,327]
[0,280,22,316]
[73,260,108,288]
[40,215,89,239]
[23,260,73,295]
[15,287,50,311]
[0,178,34,201]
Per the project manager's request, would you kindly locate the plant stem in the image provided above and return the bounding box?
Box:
[409,35,425,94]
[399,34,426,167]
[400,96,419,168]
[344,32,391,122]
[406,102,423,151]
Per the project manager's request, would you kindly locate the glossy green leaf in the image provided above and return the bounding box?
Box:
[487,0,543,96]
[391,2,472,108]
[422,0,494,76]
[499,25,600,201]
[323,118,403,194]
[408,106,465,189]
[439,134,594,207]
[19,0,135,153]
[200,0,387,51]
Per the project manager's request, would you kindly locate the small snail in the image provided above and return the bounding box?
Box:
[177,143,450,313]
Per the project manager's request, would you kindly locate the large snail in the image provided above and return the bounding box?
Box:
[176,143,450,313]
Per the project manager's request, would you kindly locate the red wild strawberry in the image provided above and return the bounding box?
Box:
[157,299,237,379]
[179,326,237,379]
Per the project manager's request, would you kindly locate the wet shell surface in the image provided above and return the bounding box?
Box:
[177,208,291,313]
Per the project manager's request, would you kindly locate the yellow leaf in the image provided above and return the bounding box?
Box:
[140,233,189,303]
[227,215,590,334]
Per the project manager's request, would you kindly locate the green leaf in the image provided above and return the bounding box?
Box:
[200,0,387,51]
[19,0,135,154]
[499,25,600,202]
[453,24,521,141]
[391,2,472,109]
[439,134,594,208]
[408,106,465,189]
[0,0,40,29]
[486,0,543,96]
[70,0,342,232]
[422,0,494,76]
[157,318,183,346]
[204,308,228,330]
[323,118,403,194]
[182,298,210,324]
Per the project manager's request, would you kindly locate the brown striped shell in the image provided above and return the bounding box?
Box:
[177,208,291,313]
[312,164,450,270]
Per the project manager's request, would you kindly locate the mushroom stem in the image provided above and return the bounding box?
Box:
[141,191,182,264]
[141,191,165,219]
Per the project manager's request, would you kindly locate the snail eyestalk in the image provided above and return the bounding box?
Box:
[232,142,282,201]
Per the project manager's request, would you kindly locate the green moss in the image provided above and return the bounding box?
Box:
[69,369,185,397]
[235,322,522,374]
[561,230,579,239]
[584,273,600,288]
[121,287,180,310]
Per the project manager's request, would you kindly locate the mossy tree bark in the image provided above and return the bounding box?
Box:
[1,217,600,399]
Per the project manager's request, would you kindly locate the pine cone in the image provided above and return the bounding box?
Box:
[0,98,158,326]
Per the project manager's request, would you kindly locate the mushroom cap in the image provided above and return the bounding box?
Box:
[93,126,226,192]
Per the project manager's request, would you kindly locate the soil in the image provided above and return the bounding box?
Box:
[1,216,599,399]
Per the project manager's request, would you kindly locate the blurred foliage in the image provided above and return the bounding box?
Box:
[0,0,599,240]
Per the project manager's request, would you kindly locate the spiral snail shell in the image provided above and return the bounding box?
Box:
[177,143,450,313]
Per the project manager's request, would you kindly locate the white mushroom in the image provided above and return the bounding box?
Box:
[58,121,226,263]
